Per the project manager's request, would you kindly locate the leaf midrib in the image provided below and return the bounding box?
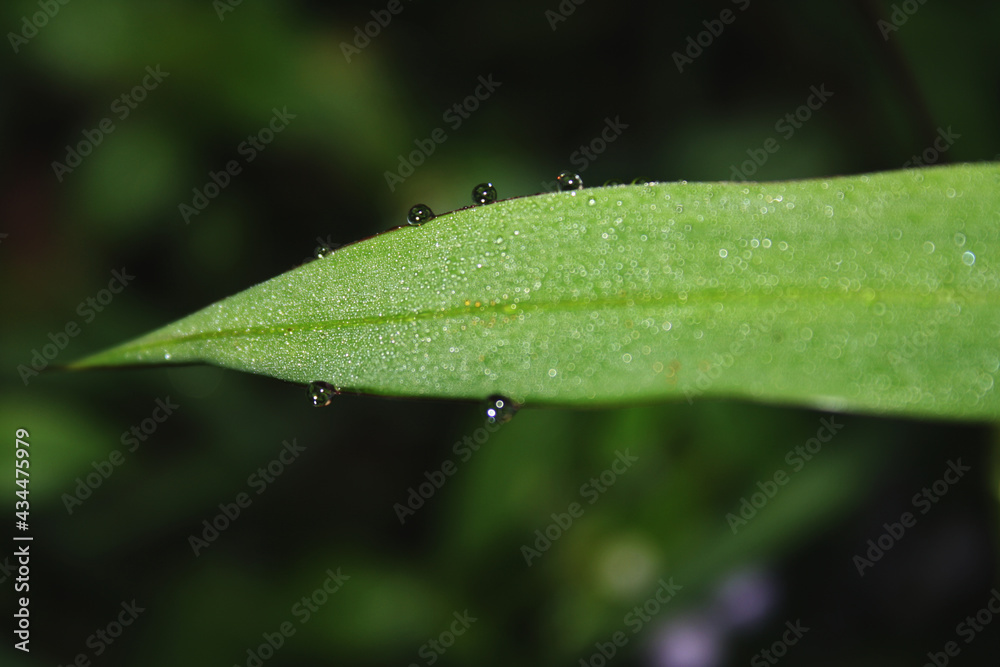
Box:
[91,281,988,359]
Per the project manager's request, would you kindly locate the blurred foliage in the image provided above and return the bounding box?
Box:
[1,0,998,665]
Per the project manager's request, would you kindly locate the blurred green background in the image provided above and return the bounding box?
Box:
[2,0,999,665]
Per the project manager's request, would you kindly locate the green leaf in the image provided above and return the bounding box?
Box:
[69,163,1000,420]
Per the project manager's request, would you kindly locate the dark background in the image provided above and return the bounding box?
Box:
[1,0,999,665]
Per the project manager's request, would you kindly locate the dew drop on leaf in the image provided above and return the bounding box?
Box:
[407,204,435,226]
[556,172,584,191]
[307,381,338,407]
[485,395,518,424]
[472,182,498,205]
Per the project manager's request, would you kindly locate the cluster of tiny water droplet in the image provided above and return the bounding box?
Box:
[258,165,1000,421]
